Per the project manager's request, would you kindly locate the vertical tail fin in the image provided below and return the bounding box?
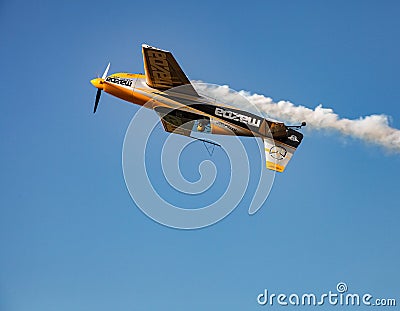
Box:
[264,129,303,172]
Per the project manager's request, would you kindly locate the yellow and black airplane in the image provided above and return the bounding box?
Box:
[90,44,305,172]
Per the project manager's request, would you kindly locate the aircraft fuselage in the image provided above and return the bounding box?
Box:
[91,73,293,140]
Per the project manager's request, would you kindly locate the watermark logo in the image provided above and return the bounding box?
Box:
[122,83,276,229]
[336,281,348,293]
[257,282,397,307]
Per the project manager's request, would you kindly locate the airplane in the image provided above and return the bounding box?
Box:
[90,44,306,172]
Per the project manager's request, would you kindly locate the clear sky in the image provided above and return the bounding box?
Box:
[1,0,400,310]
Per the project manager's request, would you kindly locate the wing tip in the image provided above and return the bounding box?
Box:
[141,43,170,52]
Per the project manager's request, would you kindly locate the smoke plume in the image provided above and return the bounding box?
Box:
[196,83,400,152]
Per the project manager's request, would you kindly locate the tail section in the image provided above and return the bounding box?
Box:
[264,129,303,172]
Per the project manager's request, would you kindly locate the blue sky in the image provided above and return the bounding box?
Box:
[1,0,400,310]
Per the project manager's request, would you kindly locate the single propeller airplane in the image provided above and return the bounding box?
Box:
[90,44,305,172]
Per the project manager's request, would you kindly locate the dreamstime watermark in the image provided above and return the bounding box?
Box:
[122,83,276,229]
[257,282,397,307]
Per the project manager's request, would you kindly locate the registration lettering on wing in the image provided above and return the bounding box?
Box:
[148,51,173,87]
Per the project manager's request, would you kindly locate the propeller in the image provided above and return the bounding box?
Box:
[92,63,110,113]
[93,89,102,113]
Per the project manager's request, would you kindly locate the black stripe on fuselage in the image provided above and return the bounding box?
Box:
[189,103,262,133]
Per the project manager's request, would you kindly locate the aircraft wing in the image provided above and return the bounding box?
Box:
[154,106,211,137]
[142,44,199,97]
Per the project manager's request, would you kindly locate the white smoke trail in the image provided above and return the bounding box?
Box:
[195,83,400,152]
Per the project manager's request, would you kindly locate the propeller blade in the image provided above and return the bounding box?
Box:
[92,63,109,113]
[94,89,101,113]
[102,63,110,79]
